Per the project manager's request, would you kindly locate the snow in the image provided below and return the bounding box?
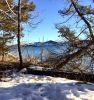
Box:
[29,66,53,71]
[29,66,44,70]
[0,73,94,100]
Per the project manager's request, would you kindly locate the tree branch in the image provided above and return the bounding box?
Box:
[71,0,94,39]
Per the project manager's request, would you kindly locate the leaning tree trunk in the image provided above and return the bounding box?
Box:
[17,0,23,69]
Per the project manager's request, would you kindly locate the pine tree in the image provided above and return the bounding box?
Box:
[0,32,14,61]
[55,0,94,73]
[0,0,36,68]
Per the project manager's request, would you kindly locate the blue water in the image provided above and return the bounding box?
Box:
[9,42,94,73]
[10,42,69,59]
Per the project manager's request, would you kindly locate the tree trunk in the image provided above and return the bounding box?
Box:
[17,0,23,69]
[2,50,4,62]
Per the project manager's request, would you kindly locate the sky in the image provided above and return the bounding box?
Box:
[21,0,66,43]
[20,0,94,44]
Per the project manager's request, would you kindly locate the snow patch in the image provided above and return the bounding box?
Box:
[0,74,94,100]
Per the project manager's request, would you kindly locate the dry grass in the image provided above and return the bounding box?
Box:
[23,57,39,65]
[0,54,18,62]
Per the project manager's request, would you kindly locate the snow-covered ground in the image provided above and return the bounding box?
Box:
[0,73,94,100]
